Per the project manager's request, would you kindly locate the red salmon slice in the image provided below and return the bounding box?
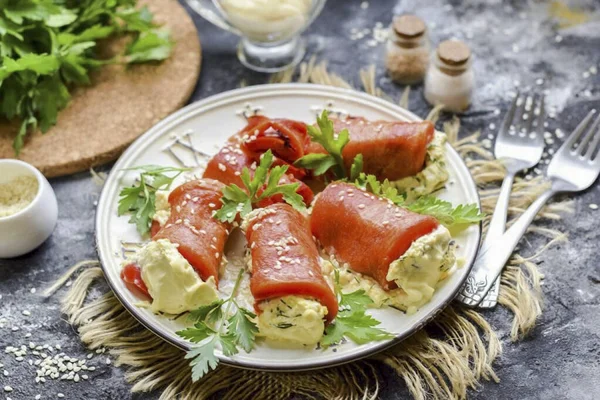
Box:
[203,136,254,188]
[306,117,435,181]
[310,182,439,290]
[246,203,338,322]
[241,115,310,163]
[153,179,230,285]
[121,263,150,298]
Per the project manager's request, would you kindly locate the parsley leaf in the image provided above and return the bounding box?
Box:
[117,165,189,236]
[178,269,258,382]
[403,196,485,227]
[295,110,365,181]
[353,173,484,227]
[125,29,172,63]
[0,0,174,154]
[321,270,393,347]
[214,149,307,223]
[295,110,350,179]
[184,336,219,381]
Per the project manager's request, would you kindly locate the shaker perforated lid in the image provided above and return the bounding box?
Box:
[392,15,426,38]
[437,40,471,66]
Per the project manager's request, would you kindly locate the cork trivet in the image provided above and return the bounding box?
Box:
[0,0,201,178]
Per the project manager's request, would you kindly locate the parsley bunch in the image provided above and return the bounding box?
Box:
[117,165,189,236]
[214,149,306,223]
[177,269,258,381]
[354,173,485,227]
[295,110,363,181]
[0,0,174,154]
[322,270,394,347]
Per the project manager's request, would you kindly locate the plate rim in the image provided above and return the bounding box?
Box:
[95,83,482,372]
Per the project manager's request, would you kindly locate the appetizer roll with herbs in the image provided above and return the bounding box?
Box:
[122,179,230,314]
[310,182,456,313]
[243,203,338,345]
[203,123,313,205]
[297,112,449,198]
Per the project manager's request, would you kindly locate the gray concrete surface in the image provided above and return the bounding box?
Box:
[1,0,599,398]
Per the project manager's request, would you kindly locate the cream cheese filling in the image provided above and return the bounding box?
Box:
[152,190,171,227]
[257,296,327,346]
[136,239,218,314]
[322,225,455,314]
[393,131,449,202]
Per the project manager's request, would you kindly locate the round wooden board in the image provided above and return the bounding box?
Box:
[0,0,201,178]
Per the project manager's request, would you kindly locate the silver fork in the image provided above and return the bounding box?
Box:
[458,109,600,307]
[469,92,546,309]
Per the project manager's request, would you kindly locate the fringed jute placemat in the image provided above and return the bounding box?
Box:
[45,59,573,400]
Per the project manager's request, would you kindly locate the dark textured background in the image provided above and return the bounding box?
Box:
[1,0,599,399]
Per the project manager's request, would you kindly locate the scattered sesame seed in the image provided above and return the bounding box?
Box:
[4,386,13,392]
[358,204,365,209]
[360,1,369,9]
[589,204,598,210]
[30,288,37,294]
[555,35,562,42]
[58,394,65,398]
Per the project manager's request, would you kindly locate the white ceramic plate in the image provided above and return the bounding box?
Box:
[96,84,481,371]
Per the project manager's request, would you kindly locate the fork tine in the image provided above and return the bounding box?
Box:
[558,110,597,153]
[523,93,543,137]
[499,91,519,136]
[578,111,600,156]
[535,93,545,138]
[583,112,600,160]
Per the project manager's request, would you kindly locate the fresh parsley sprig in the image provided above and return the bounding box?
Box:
[0,0,174,154]
[214,149,306,223]
[117,165,189,236]
[321,270,394,347]
[402,196,485,227]
[354,173,484,227]
[295,110,363,180]
[177,269,258,381]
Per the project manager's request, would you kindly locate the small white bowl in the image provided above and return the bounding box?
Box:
[0,159,58,258]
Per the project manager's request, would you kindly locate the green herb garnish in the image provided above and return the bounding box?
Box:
[177,269,258,381]
[117,165,189,236]
[401,196,485,227]
[354,173,484,227]
[0,0,174,154]
[295,110,363,180]
[321,270,394,347]
[214,149,306,223]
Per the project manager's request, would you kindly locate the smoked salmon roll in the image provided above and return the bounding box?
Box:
[311,182,455,308]
[306,117,435,181]
[153,179,230,284]
[203,131,314,206]
[240,115,311,163]
[244,203,338,345]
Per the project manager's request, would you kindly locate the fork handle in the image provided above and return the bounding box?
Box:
[484,171,515,248]
[457,188,556,307]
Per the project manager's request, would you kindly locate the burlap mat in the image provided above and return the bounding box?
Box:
[46,59,573,400]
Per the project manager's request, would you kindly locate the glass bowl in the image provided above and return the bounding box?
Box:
[185,0,327,72]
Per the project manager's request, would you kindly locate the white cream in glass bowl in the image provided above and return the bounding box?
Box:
[219,0,313,42]
[185,0,326,72]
